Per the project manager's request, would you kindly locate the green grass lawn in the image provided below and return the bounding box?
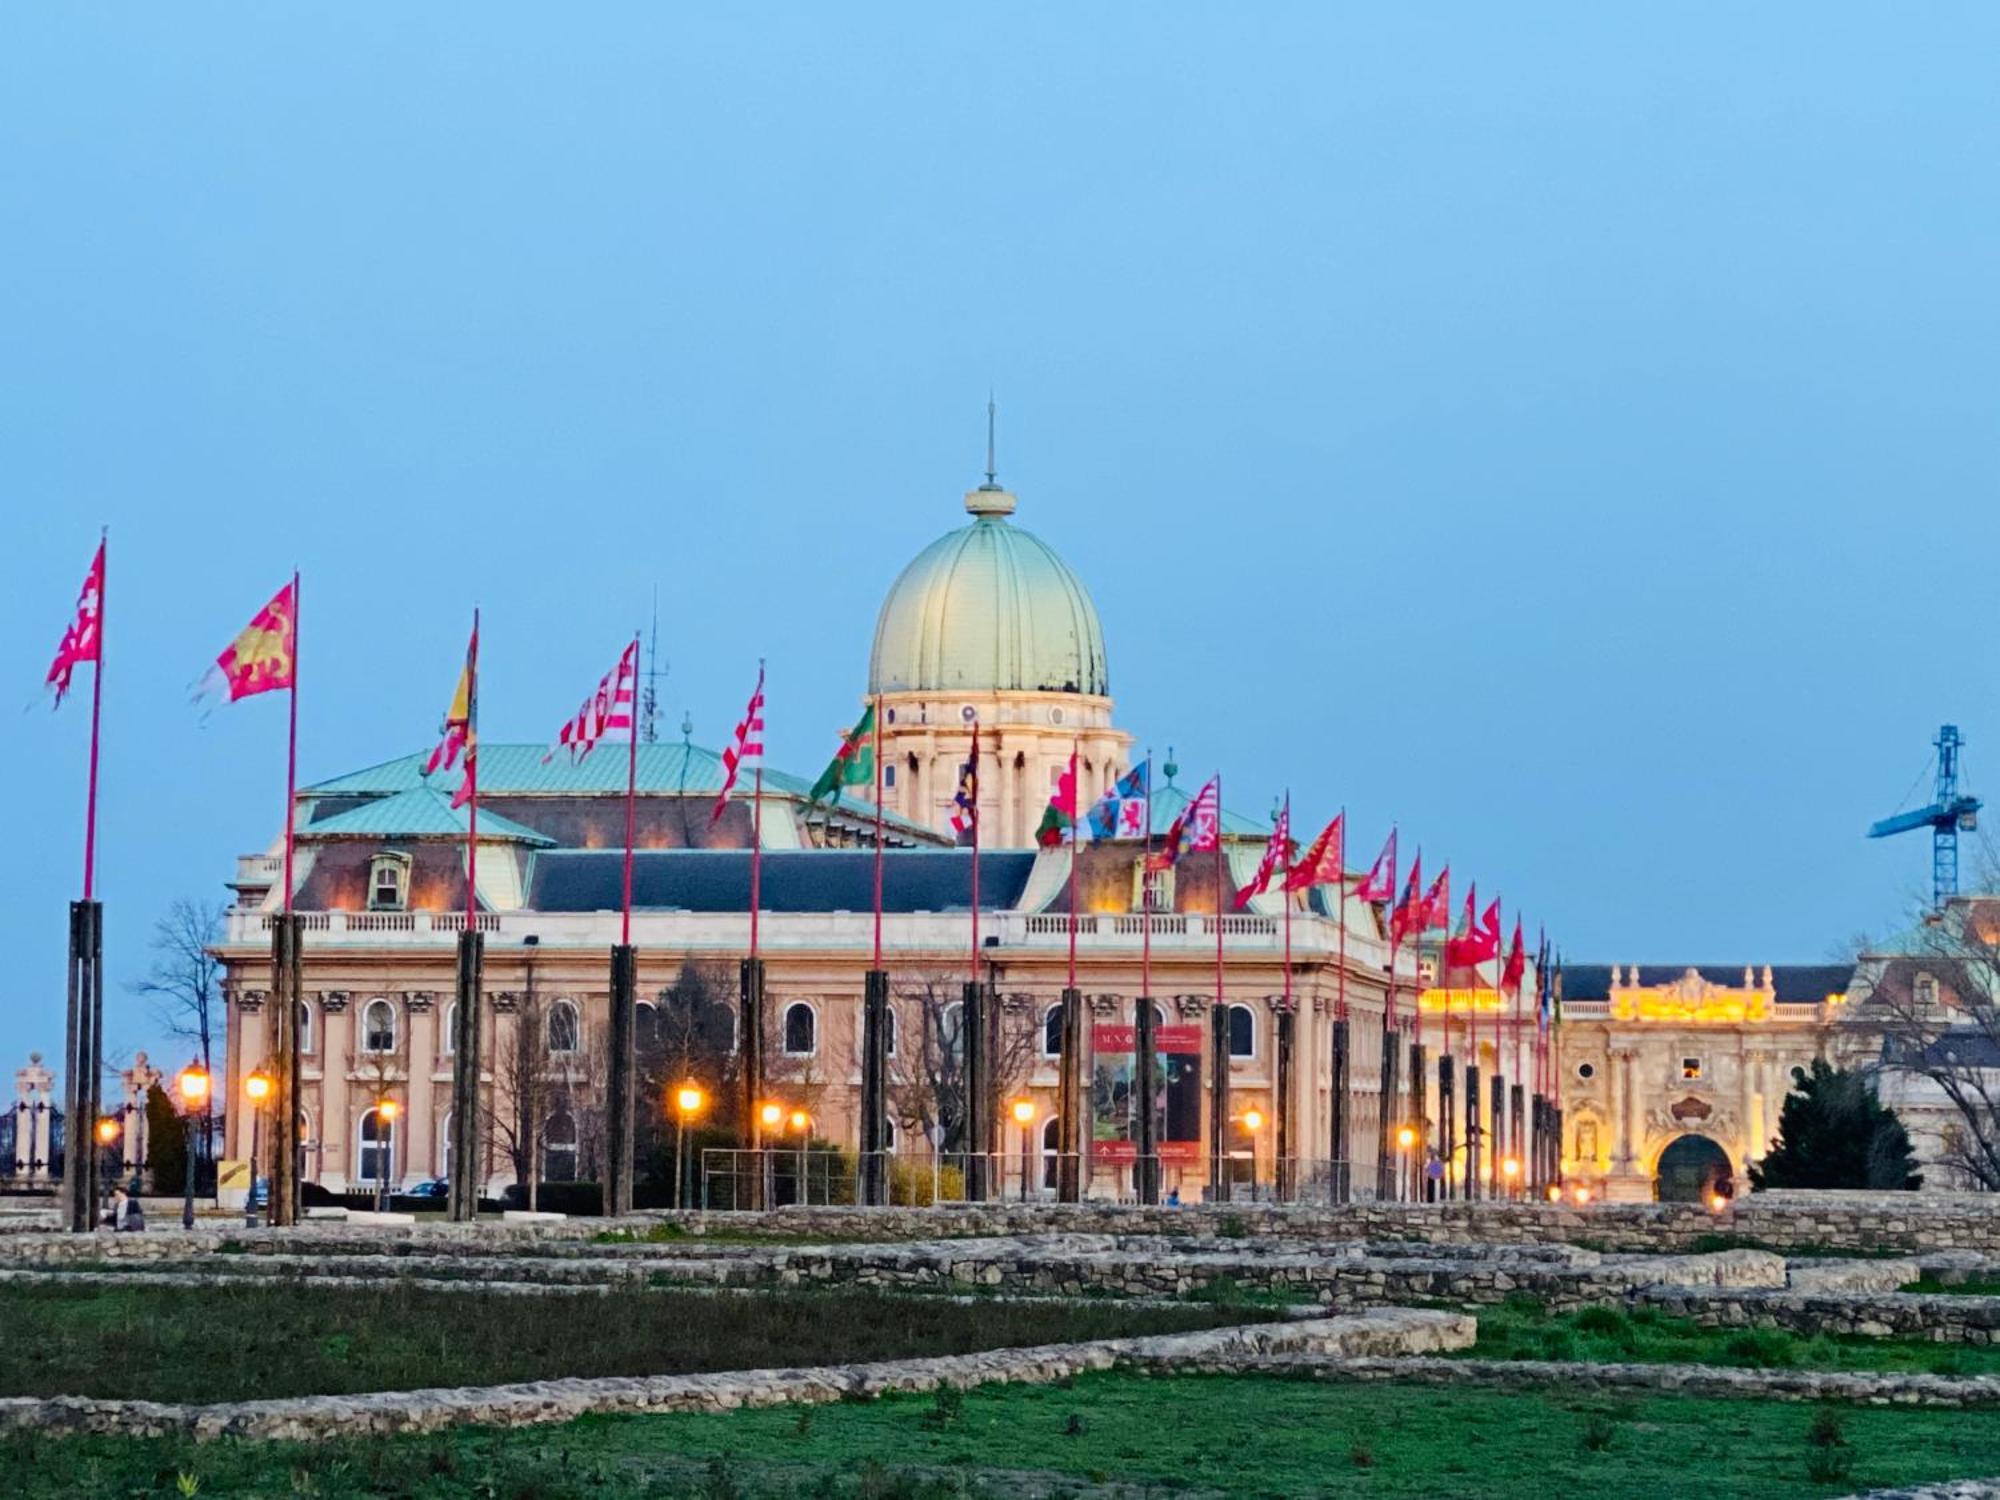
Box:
[1461,1296,2000,1376]
[11,1372,2000,1498]
[0,1282,1268,1404]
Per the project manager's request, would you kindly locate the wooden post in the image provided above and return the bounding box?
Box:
[1207,998,1231,1203]
[605,945,637,1218]
[1134,992,1159,1205]
[1329,1016,1351,1203]
[61,899,103,1231]
[739,956,766,1208]
[267,914,303,1227]
[1056,986,1085,1202]
[447,931,484,1221]
[860,969,891,1205]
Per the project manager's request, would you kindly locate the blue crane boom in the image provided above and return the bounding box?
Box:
[1868,724,1981,910]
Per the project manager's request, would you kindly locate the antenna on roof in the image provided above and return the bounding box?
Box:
[641,589,667,744]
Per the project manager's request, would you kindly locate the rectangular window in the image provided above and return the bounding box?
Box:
[1681,1057,1703,1081]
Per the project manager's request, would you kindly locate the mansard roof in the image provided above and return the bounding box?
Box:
[1562,963,1855,1005]
[301,784,556,845]
[527,848,1039,915]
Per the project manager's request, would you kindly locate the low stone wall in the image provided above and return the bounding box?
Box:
[0,1308,1471,1442]
[1649,1288,2000,1345]
[1261,1354,2000,1409]
[626,1193,2000,1254]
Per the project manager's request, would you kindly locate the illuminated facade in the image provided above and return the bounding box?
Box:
[1552,965,1850,1201]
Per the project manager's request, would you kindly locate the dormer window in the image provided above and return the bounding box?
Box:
[1915,972,1938,1009]
[368,852,410,911]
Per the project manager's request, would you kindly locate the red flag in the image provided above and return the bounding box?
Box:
[546,640,639,764]
[205,581,297,702]
[1389,852,1426,945]
[1501,917,1526,996]
[45,540,104,708]
[1037,748,1081,847]
[1354,828,1397,902]
[1235,796,1291,909]
[1283,812,1343,891]
[1422,865,1451,932]
[711,663,766,822]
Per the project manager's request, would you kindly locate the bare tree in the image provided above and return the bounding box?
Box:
[1849,898,2000,1190]
[488,992,553,1209]
[885,971,1036,1155]
[132,898,225,1168]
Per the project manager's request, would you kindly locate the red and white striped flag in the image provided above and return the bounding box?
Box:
[711,663,766,822]
[45,540,105,708]
[1162,775,1220,867]
[545,639,638,765]
[1234,795,1291,909]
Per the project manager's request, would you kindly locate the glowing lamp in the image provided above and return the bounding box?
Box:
[759,1102,784,1129]
[788,1109,810,1134]
[95,1117,120,1145]
[1501,1156,1520,1179]
[1242,1109,1264,1133]
[1011,1099,1036,1126]
[1546,1184,1563,1202]
[376,1098,399,1123]
[244,1072,273,1105]
[1709,1192,1728,1213]
[176,1065,210,1106]
[1396,1125,1418,1150]
[675,1084,704,1116]
[1572,1185,1591,1206]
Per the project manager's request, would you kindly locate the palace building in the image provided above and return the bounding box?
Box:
[217,466,1419,1204]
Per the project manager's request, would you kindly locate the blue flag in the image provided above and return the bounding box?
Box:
[1086,759,1151,841]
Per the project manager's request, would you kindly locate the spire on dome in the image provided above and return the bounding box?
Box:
[966,394,1017,516]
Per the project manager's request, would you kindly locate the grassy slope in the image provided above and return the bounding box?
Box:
[0,1282,1263,1403]
[11,1373,2000,1498]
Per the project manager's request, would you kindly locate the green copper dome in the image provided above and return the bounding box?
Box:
[868,485,1109,697]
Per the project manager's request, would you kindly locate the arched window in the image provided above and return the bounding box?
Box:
[636,1001,661,1049]
[1228,1004,1255,1059]
[439,1107,453,1179]
[1042,1003,1064,1058]
[357,1106,395,1186]
[883,1117,898,1154]
[939,1001,965,1062]
[441,1003,457,1056]
[297,1000,315,1056]
[362,999,397,1054]
[1041,1115,1062,1190]
[543,1110,579,1182]
[548,1000,580,1055]
[784,1002,816,1056]
[368,852,410,911]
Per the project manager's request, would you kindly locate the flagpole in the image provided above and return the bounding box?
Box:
[466,612,478,928]
[750,661,765,967]
[1334,807,1347,1021]
[1212,771,1224,1028]
[82,531,105,903]
[1066,739,1079,991]
[872,693,885,969]
[282,570,300,915]
[622,632,638,947]
[1280,793,1292,1010]
[968,722,980,981]
[1140,750,1153,997]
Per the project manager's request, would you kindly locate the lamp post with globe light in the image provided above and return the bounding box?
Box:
[372,1098,399,1213]
[672,1083,704,1210]
[788,1109,811,1205]
[94,1116,120,1228]
[175,1063,210,1230]
[1240,1109,1265,1199]
[758,1102,783,1208]
[1011,1099,1036,1202]
[243,1072,273,1226]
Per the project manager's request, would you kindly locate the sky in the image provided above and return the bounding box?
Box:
[4,6,1999,1072]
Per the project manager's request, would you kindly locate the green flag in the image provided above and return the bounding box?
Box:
[809,703,877,803]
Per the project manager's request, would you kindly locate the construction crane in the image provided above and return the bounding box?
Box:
[1868,724,1982,911]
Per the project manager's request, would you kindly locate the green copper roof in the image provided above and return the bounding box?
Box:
[302,743,936,839]
[868,490,1108,697]
[302,783,556,845]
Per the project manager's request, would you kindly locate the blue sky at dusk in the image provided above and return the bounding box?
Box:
[5,7,1999,1067]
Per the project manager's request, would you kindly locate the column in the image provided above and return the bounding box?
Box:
[120,1052,161,1184]
[994,735,1015,849]
[1621,1049,1642,1171]
[319,997,353,1189]
[1609,1048,1629,1170]
[406,993,438,1182]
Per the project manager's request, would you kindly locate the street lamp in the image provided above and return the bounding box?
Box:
[671,1083,704,1211]
[1501,1155,1521,1200]
[243,1071,273,1226]
[757,1101,784,1210]
[175,1063,210,1231]
[1240,1109,1264,1199]
[94,1117,120,1229]
[373,1098,400,1213]
[1011,1099,1036,1202]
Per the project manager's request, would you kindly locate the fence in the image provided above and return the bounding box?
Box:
[695,1149,1377,1208]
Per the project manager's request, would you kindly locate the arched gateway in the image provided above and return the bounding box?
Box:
[1655,1133,1731,1202]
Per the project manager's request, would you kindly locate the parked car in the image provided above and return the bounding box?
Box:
[403,1178,450,1201]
